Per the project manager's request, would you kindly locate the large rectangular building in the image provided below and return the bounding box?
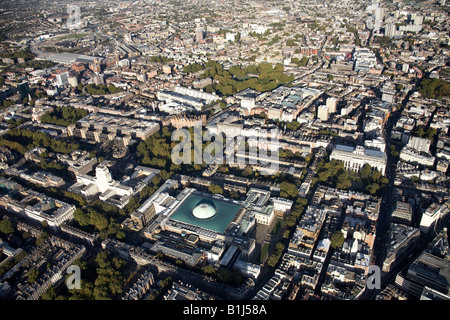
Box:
[420,203,449,233]
[395,252,450,298]
[0,178,75,228]
[46,53,102,65]
[391,201,413,225]
[383,223,420,272]
[157,85,219,111]
[68,113,160,141]
[399,147,435,167]
[407,136,431,153]
[330,144,387,175]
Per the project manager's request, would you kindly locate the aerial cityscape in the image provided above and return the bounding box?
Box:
[0,0,449,307]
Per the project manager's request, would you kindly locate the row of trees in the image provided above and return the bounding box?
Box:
[200,264,243,286]
[154,248,244,287]
[31,158,65,175]
[330,231,345,249]
[73,196,126,240]
[149,55,174,64]
[40,106,88,127]
[74,207,122,239]
[316,159,388,196]
[208,184,223,195]
[267,34,281,46]
[262,175,314,268]
[267,242,286,268]
[0,128,79,154]
[316,160,349,188]
[360,163,389,195]
[278,148,304,161]
[146,276,173,300]
[284,197,309,229]
[84,84,123,96]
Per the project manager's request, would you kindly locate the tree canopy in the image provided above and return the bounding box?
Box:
[413,125,437,141]
[149,56,173,63]
[330,231,345,249]
[267,242,285,267]
[208,184,223,195]
[279,181,298,199]
[61,250,127,300]
[183,62,206,74]
[418,78,450,99]
[0,128,79,154]
[84,84,123,95]
[197,60,294,96]
[0,219,14,235]
[316,160,388,196]
[41,106,89,127]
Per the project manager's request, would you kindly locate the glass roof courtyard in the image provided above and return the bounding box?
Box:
[169,194,242,234]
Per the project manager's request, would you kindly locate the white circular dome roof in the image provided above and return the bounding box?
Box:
[192,202,217,219]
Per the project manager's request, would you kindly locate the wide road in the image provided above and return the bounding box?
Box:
[156,22,179,51]
[358,88,416,300]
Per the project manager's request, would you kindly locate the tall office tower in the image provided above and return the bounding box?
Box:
[420,203,449,233]
[93,74,104,86]
[326,97,337,114]
[124,33,133,43]
[195,26,204,42]
[317,105,329,121]
[413,15,423,26]
[385,23,396,37]
[374,6,384,29]
[402,63,410,73]
[95,164,113,193]
[56,72,69,86]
